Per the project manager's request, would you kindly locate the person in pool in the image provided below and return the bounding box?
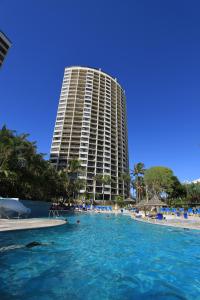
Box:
[0,241,53,252]
[77,220,80,224]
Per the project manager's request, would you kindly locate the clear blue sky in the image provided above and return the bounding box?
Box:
[1,0,200,182]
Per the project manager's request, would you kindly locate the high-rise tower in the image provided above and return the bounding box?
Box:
[50,66,129,200]
[0,31,12,67]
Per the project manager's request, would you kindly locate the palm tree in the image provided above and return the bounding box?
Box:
[93,174,100,202]
[0,126,89,201]
[58,169,70,202]
[95,174,112,204]
[94,174,103,201]
[120,172,131,199]
[0,144,11,171]
[67,159,82,178]
[137,176,146,201]
[0,126,17,196]
[131,162,145,203]
[0,125,14,172]
[65,159,85,201]
[73,178,86,201]
[103,175,112,203]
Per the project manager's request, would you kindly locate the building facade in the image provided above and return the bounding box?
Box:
[50,66,129,200]
[0,31,12,67]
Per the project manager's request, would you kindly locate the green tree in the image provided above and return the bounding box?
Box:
[168,197,189,208]
[120,172,131,199]
[95,174,112,204]
[57,169,70,201]
[144,166,174,197]
[67,159,82,177]
[59,159,85,202]
[167,176,187,199]
[0,126,15,184]
[185,182,200,205]
[73,178,86,200]
[0,125,68,201]
[83,191,95,204]
[115,195,124,208]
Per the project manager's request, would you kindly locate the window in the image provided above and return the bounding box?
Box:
[81,137,89,141]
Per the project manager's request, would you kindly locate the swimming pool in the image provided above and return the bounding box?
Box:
[0,213,200,300]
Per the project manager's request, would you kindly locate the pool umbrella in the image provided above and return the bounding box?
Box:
[135,195,167,208]
[124,198,135,203]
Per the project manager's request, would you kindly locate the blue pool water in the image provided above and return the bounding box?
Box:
[0,213,200,300]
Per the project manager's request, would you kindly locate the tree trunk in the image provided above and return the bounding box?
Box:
[136,176,138,203]
[103,185,105,205]
[93,179,96,202]
[145,185,149,202]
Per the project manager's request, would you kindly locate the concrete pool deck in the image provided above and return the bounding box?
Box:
[130,214,200,231]
[0,218,66,232]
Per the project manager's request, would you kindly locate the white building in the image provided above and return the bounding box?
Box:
[0,31,12,67]
[50,66,129,201]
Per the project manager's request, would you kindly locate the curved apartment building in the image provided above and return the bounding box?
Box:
[50,66,129,200]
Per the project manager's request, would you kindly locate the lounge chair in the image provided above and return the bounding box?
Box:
[135,213,142,218]
[165,208,170,214]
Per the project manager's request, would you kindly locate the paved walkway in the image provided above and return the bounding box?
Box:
[130,214,200,231]
[0,218,66,232]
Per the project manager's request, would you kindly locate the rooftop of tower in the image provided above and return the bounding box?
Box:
[64,66,123,88]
